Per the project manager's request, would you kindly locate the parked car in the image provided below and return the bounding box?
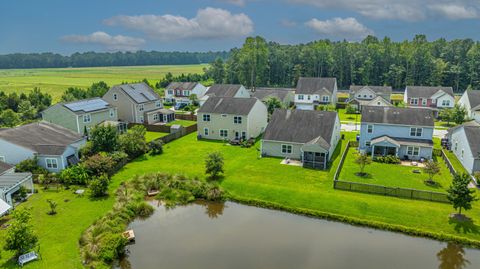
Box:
[174,103,188,110]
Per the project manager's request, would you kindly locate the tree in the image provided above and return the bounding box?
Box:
[439,108,454,125]
[189,94,199,106]
[0,108,20,127]
[119,125,148,158]
[451,104,467,125]
[60,164,90,186]
[205,152,224,180]
[149,140,164,156]
[206,58,226,83]
[17,100,37,120]
[90,125,119,153]
[355,153,372,176]
[423,160,440,184]
[46,199,58,215]
[4,208,38,257]
[265,97,283,115]
[447,173,477,217]
[89,174,110,197]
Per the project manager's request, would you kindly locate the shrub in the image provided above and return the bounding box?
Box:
[375,155,401,164]
[60,164,90,186]
[90,125,119,153]
[149,140,164,155]
[4,209,38,257]
[135,202,155,218]
[97,233,128,263]
[83,153,116,177]
[79,142,95,159]
[89,174,110,197]
[119,125,148,158]
[205,152,224,180]
[15,157,47,174]
[345,104,358,114]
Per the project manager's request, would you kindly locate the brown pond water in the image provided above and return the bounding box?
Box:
[119,201,480,269]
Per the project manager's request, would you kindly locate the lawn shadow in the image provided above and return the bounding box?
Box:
[448,217,480,235]
[354,172,372,179]
[424,180,443,189]
[88,194,110,202]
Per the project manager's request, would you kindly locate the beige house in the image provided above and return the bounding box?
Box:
[199,84,251,106]
[250,87,295,108]
[294,77,338,110]
[261,109,340,169]
[103,83,164,124]
[197,97,268,141]
[41,97,118,134]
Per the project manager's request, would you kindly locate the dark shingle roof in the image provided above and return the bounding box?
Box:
[205,84,243,97]
[251,88,294,102]
[0,122,84,155]
[296,77,336,95]
[112,83,160,104]
[464,126,480,159]
[166,82,199,92]
[0,161,13,175]
[198,97,258,115]
[362,106,434,127]
[349,85,392,95]
[466,90,480,110]
[406,86,454,99]
[263,109,337,147]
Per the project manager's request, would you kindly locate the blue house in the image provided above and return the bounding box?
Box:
[359,106,434,161]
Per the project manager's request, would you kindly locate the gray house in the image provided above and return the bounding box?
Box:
[262,109,340,169]
[294,77,338,110]
[103,83,164,124]
[0,161,33,208]
[447,121,480,174]
[458,90,480,123]
[359,106,434,161]
[250,87,295,107]
[199,84,251,106]
[197,97,268,141]
[348,85,392,111]
[0,122,86,172]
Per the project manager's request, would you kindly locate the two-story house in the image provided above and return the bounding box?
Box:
[447,121,480,174]
[294,77,338,110]
[164,82,207,105]
[41,97,118,134]
[404,86,455,110]
[458,90,480,123]
[0,122,86,172]
[250,87,295,108]
[197,97,268,141]
[199,84,250,106]
[347,85,392,111]
[261,109,340,170]
[103,83,164,124]
[359,106,434,161]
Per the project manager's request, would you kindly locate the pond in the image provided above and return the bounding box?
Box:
[119,201,480,269]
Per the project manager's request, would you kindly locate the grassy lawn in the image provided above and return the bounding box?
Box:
[339,148,452,192]
[0,65,206,102]
[337,108,361,123]
[165,119,196,127]
[435,120,457,129]
[145,131,169,142]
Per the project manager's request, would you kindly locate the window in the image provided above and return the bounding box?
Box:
[153,114,159,121]
[203,114,211,122]
[138,104,144,112]
[298,94,304,100]
[357,94,361,98]
[183,90,189,96]
[365,141,371,147]
[322,95,329,102]
[422,99,427,106]
[367,125,373,134]
[204,128,209,136]
[113,93,118,101]
[83,114,91,123]
[234,116,242,124]
[241,131,247,140]
[109,109,115,118]
[369,95,373,98]
[140,116,144,123]
[410,98,418,105]
[155,101,161,108]
[455,142,458,151]
[281,144,292,154]
[363,94,367,98]
[168,90,173,95]
[407,146,420,156]
[220,129,228,138]
[0,156,5,162]
[307,95,311,100]
[410,127,422,137]
[377,102,381,105]
[442,100,451,106]
[461,149,464,159]
[46,158,58,169]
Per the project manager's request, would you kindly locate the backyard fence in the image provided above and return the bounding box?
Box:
[333,140,355,181]
[333,180,450,203]
[154,124,197,144]
[128,123,171,133]
[175,113,197,121]
[440,149,457,177]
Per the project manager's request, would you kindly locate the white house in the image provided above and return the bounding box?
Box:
[294,77,338,110]
[348,85,393,111]
[447,121,480,174]
[164,82,207,105]
[458,90,480,123]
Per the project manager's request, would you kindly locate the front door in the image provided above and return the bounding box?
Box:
[235,131,240,140]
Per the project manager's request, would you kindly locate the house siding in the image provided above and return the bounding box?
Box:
[0,139,35,165]
[449,127,480,174]
[103,87,161,123]
[247,101,268,139]
[262,141,303,159]
[41,104,79,132]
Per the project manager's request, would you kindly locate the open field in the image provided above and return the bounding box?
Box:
[0,65,207,102]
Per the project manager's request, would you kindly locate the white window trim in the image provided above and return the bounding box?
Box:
[410,98,418,105]
[365,141,371,147]
[203,114,211,122]
[298,94,304,100]
[204,128,209,136]
[219,129,228,138]
[322,95,330,102]
[45,158,58,169]
[407,146,420,156]
[153,114,159,121]
[83,114,91,123]
[109,109,115,118]
[422,99,427,106]
[155,101,161,108]
[234,116,242,124]
[138,104,144,112]
[281,144,293,154]
[367,125,374,134]
[410,127,422,137]
[113,93,118,101]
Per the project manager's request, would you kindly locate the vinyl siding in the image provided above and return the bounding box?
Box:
[103,88,161,123]
[449,127,480,174]
[247,101,268,138]
[0,139,35,165]
[261,141,303,159]
[42,104,79,132]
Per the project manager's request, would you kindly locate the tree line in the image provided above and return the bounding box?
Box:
[0,51,229,69]
[205,35,480,92]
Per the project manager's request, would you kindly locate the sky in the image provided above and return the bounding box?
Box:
[1,0,480,54]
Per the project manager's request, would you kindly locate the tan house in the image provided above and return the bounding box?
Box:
[199,84,251,106]
[103,83,165,124]
[294,77,338,110]
[197,97,268,141]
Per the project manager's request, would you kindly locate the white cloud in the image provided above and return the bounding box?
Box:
[306,17,374,40]
[288,0,480,21]
[61,31,145,51]
[104,7,254,40]
[281,19,297,27]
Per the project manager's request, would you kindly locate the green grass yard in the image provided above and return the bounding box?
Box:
[165,119,196,127]
[337,108,361,123]
[145,131,169,142]
[0,65,206,102]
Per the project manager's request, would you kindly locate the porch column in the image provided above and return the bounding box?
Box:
[395,147,399,157]
[324,153,327,170]
[371,145,375,158]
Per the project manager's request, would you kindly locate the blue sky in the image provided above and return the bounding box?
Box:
[1,0,480,54]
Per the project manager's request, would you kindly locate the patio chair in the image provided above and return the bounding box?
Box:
[18,251,38,266]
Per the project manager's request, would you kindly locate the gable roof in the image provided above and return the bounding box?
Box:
[111,83,160,104]
[466,90,480,111]
[0,161,13,175]
[349,85,392,95]
[205,84,244,97]
[296,77,336,95]
[362,106,434,127]
[166,82,199,92]
[61,97,113,114]
[406,86,454,99]
[198,97,259,115]
[464,125,480,159]
[251,88,294,102]
[263,109,337,148]
[0,122,84,155]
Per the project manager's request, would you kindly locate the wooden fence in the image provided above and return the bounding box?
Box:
[333,140,355,181]
[128,123,171,133]
[175,113,197,121]
[440,149,478,185]
[154,124,198,144]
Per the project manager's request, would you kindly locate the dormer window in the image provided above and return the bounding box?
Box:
[422,99,427,106]
[410,98,418,105]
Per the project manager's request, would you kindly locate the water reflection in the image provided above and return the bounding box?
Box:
[437,243,470,269]
[196,200,225,219]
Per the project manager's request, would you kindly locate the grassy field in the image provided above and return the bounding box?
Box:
[145,131,169,142]
[0,65,206,102]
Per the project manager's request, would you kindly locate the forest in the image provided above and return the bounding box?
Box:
[205,35,480,91]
